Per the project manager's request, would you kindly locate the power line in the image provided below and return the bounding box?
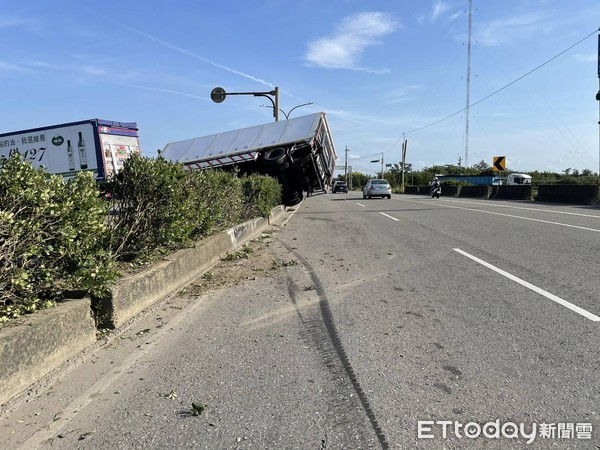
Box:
[403,27,600,137]
[350,151,387,161]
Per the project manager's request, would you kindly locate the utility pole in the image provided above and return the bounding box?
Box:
[401,134,407,192]
[464,0,472,168]
[597,33,600,181]
[344,146,349,183]
[381,152,384,179]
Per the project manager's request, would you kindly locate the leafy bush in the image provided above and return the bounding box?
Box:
[241,173,281,219]
[186,169,245,234]
[1,153,282,326]
[0,155,116,323]
[106,156,275,261]
[551,176,599,185]
[106,155,198,260]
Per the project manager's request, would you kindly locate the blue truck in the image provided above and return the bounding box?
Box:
[437,174,503,185]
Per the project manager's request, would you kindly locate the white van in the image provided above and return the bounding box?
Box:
[506,173,532,185]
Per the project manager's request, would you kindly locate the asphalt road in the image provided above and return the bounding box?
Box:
[1,192,599,449]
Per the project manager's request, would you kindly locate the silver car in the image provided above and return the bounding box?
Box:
[363,179,392,199]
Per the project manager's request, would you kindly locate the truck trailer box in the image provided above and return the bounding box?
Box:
[0,119,141,180]
[161,112,338,206]
[506,173,532,185]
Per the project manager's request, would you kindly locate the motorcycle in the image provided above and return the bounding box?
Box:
[430,183,441,198]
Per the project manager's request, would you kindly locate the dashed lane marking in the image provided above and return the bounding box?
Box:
[454,248,600,322]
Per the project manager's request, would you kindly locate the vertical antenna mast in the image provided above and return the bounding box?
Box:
[464,0,473,168]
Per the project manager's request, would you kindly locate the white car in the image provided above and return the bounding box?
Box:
[363,179,392,199]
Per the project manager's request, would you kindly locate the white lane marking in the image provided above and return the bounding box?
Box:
[380,212,399,221]
[356,203,366,207]
[406,199,600,233]
[454,248,600,322]
[443,198,600,219]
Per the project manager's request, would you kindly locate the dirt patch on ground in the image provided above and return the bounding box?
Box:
[177,230,299,298]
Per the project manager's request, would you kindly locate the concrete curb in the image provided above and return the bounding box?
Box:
[0,205,288,407]
[104,205,286,328]
[0,299,96,406]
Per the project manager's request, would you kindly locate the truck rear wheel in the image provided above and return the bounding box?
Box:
[262,147,287,167]
[284,189,303,206]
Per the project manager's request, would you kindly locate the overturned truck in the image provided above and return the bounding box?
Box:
[160,112,337,206]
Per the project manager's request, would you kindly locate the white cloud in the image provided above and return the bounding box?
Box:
[431,1,450,22]
[475,13,550,47]
[448,11,463,22]
[29,60,60,69]
[82,65,106,76]
[0,16,33,29]
[0,61,26,73]
[125,84,211,101]
[305,12,399,72]
[109,19,275,88]
[573,53,596,63]
[386,84,424,103]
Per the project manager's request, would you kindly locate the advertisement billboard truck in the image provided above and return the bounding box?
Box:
[0,119,141,180]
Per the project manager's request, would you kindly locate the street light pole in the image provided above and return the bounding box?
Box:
[400,134,407,193]
[283,102,313,119]
[261,101,313,120]
[274,86,279,122]
[211,86,280,121]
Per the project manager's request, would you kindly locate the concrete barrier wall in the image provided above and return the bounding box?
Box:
[491,185,532,200]
[536,184,599,204]
[441,185,459,197]
[405,184,598,204]
[100,209,283,327]
[405,185,484,197]
[0,205,286,407]
[458,185,490,198]
[403,186,420,194]
[101,206,285,328]
[0,299,96,406]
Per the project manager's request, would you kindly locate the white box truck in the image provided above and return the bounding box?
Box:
[0,119,141,180]
[506,173,532,185]
[161,112,338,206]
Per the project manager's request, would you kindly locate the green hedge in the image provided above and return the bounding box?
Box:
[0,154,281,326]
[241,173,282,219]
[0,155,117,323]
[106,156,281,261]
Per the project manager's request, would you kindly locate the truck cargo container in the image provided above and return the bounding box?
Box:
[506,173,532,185]
[161,112,337,206]
[0,119,141,180]
[437,174,500,185]
[436,173,531,186]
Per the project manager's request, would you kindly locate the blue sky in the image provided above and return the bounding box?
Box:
[1,0,599,176]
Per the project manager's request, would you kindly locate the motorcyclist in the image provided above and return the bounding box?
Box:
[430,176,441,197]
